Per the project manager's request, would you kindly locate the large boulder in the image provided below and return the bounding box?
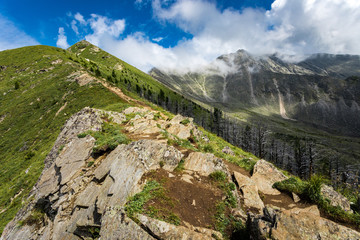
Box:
[321,184,352,212]
[251,160,288,195]
[249,205,360,240]
[233,171,264,213]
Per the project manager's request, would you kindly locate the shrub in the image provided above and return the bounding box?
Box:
[180,118,190,125]
[14,81,20,90]
[77,133,88,138]
[202,144,214,153]
[174,159,185,172]
[210,171,227,182]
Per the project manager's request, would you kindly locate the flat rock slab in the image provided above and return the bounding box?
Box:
[234,171,264,213]
[137,214,221,240]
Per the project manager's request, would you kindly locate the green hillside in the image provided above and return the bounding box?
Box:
[0,45,132,232]
[0,42,247,234]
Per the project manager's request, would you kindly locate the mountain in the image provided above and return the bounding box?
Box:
[150,50,360,137]
[150,50,360,183]
[1,41,360,239]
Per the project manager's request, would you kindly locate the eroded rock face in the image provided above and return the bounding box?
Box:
[42,107,103,170]
[249,205,360,240]
[321,184,352,212]
[251,160,288,195]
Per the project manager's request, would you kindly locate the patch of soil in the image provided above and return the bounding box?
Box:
[141,168,224,229]
[262,192,312,210]
[125,131,163,141]
[224,160,251,177]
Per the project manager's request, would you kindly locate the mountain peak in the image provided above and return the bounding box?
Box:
[68,40,96,53]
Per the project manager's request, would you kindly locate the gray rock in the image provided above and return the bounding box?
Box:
[249,205,360,240]
[321,184,352,212]
[233,171,264,213]
[100,207,154,240]
[184,152,230,177]
[137,214,220,240]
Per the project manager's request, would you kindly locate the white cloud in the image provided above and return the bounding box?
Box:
[0,14,39,51]
[74,13,86,25]
[152,37,164,42]
[65,0,360,72]
[71,20,79,35]
[56,27,70,49]
[85,14,125,46]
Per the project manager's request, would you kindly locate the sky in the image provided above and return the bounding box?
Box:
[1,0,360,72]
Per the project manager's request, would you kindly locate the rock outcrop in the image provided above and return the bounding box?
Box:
[321,184,352,212]
[0,107,223,240]
[249,205,360,240]
[138,214,222,240]
[184,152,230,177]
[2,107,359,240]
[234,171,264,213]
[251,160,288,195]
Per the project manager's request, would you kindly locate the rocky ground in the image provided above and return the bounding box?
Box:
[1,106,359,240]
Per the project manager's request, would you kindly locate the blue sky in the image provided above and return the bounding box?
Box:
[1,0,360,71]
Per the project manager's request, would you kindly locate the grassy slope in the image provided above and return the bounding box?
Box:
[0,45,131,233]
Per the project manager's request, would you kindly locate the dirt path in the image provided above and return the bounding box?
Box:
[97,79,153,111]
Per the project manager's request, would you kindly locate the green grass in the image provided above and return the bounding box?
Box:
[179,118,190,125]
[197,127,258,171]
[210,171,240,238]
[125,180,181,226]
[174,159,185,172]
[0,45,130,234]
[209,171,227,182]
[273,175,360,229]
[79,122,130,154]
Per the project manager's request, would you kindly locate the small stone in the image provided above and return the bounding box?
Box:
[292,192,301,203]
[181,174,193,184]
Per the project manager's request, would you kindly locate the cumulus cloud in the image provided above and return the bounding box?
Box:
[0,14,39,51]
[64,0,360,72]
[56,27,70,49]
[85,14,125,46]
